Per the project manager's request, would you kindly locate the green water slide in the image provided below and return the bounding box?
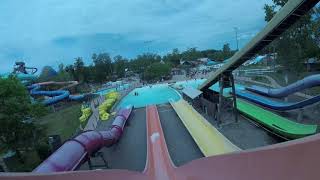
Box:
[236,99,318,139]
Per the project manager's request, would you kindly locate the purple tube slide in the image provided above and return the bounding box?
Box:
[33,105,133,173]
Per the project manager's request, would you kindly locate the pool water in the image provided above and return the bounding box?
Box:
[174,79,206,89]
[95,84,131,95]
[117,84,181,109]
[115,79,245,109]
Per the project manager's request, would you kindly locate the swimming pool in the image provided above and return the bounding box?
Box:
[116,79,246,109]
[116,84,181,109]
[173,79,207,89]
[95,84,131,95]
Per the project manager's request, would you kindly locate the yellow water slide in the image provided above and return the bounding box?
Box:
[170,99,240,157]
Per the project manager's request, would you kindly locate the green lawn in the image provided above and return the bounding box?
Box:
[36,104,82,141]
[5,151,41,172]
[2,104,81,172]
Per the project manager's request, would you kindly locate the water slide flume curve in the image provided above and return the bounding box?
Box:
[33,105,133,172]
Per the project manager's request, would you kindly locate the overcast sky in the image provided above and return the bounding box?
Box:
[0,0,271,73]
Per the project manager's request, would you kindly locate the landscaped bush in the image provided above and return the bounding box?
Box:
[98,91,119,121]
[79,105,92,128]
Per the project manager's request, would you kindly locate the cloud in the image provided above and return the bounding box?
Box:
[0,0,271,72]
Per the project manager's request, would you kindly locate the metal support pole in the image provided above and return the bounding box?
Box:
[230,74,238,123]
[217,75,224,127]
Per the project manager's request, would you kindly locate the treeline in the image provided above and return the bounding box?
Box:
[263,0,320,73]
[52,44,235,83]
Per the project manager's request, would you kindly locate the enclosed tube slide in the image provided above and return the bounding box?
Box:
[33,105,133,173]
[246,74,320,98]
[28,84,70,106]
[28,82,85,106]
[235,89,320,111]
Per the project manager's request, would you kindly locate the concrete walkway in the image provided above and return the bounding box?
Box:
[84,81,142,131]
[84,96,104,131]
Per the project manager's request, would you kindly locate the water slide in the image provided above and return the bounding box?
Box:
[28,81,86,106]
[246,74,320,98]
[208,85,318,139]
[6,104,320,180]
[235,89,320,111]
[33,105,133,172]
[237,99,318,139]
[144,105,176,180]
[170,99,240,157]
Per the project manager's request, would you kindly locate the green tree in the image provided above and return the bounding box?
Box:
[73,57,85,82]
[0,77,47,162]
[181,47,202,61]
[129,53,161,74]
[92,53,113,83]
[263,0,320,73]
[113,55,127,78]
[164,48,181,66]
[143,62,171,81]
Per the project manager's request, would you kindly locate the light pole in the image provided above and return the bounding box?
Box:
[234,27,239,51]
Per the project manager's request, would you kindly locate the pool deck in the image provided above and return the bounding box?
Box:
[80,108,147,171]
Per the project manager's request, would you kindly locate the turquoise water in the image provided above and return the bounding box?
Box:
[95,83,131,95]
[116,79,245,109]
[96,88,116,95]
[173,79,206,89]
[117,84,181,109]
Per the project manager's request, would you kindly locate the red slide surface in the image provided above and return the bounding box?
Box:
[144,105,176,180]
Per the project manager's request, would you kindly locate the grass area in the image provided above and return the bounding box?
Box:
[36,104,82,141]
[5,151,41,172]
[2,104,81,172]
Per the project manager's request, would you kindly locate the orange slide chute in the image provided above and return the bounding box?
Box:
[144,105,176,180]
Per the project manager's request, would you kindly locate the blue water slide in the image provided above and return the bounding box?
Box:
[69,94,85,101]
[246,74,320,98]
[28,84,70,106]
[235,90,320,111]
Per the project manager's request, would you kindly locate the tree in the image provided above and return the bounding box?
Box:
[113,55,127,78]
[143,62,171,81]
[0,77,47,162]
[129,53,161,73]
[164,48,181,66]
[222,43,232,58]
[73,57,85,82]
[263,0,320,73]
[181,47,202,61]
[92,53,113,83]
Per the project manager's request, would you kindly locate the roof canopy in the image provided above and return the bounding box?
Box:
[182,87,203,99]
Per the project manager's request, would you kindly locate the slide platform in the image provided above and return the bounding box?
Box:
[170,99,240,157]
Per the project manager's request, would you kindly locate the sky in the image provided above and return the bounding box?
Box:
[0,0,271,73]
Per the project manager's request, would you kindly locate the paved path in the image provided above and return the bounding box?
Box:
[83,96,104,131]
[80,108,147,171]
[84,81,142,131]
